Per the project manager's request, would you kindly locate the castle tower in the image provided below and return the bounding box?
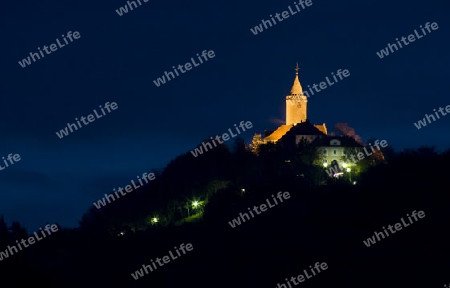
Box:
[286,64,307,125]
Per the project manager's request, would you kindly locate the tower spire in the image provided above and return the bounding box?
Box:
[290,63,303,95]
[286,64,307,125]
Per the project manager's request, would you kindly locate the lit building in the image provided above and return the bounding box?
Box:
[261,64,362,171]
[264,64,326,143]
[312,136,363,169]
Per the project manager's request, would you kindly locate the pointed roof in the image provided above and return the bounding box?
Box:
[264,125,294,143]
[286,120,326,136]
[290,63,303,95]
[314,123,327,135]
[264,121,327,143]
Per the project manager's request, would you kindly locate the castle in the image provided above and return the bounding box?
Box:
[261,64,363,170]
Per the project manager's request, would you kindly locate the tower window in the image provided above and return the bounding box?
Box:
[334,150,337,155]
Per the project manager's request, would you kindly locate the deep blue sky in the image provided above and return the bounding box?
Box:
[0,0,448,230]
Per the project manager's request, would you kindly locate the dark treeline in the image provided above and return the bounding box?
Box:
[0,138,449,287]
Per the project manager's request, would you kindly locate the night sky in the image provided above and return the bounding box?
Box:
[0,0,448,230]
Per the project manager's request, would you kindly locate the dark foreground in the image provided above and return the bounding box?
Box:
[1,147,449,287]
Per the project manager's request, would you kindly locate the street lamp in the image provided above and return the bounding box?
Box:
[346,167,351,181]
[323,162,328,167]
[191,200,204,214]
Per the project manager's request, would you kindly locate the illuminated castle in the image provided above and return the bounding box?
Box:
[263,64,327,144]
[262,64,362,168]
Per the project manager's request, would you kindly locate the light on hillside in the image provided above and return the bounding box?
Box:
[333,172,344,177]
